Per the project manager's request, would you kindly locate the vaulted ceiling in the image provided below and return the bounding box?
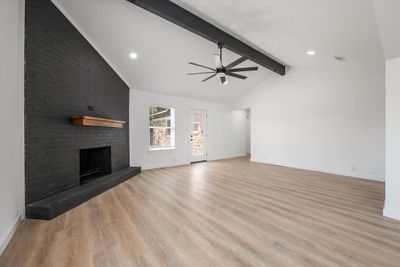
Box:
[53,0,386,103]
[171,0,385,73]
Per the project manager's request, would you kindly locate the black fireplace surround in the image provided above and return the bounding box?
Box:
[24,0,141,220]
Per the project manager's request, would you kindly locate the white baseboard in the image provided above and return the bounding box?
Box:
[0,213,22,256]
[140,154,248,170]
[208,154,247,162]
[250,157,384,182]
[383,205,400,221]
[141,161,190,171]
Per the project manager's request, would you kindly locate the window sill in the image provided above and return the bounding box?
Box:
[148,147,176,152]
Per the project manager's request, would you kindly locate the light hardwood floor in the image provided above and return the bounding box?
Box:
[1,157,400,267]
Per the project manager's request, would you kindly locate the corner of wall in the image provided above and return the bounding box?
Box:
[383,203,400,221]
[0,214,22,256]
[18,0,26,219]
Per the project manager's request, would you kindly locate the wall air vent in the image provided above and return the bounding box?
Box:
[334,56,347,62]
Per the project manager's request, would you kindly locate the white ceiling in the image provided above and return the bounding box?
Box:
[53,0,386,103]
[172,0,385,73]
[53,0,272,103]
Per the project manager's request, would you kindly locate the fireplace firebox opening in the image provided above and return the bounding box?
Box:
[80,146,111,184]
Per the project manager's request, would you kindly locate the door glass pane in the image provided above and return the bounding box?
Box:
[192,113,205,156]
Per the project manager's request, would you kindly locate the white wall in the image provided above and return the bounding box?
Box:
[234,67,385,181]
[0,0,24,255]
[130,89,248,169]
[384,58,400,221]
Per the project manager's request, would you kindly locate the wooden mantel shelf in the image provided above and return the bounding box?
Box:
[71,116,126,128]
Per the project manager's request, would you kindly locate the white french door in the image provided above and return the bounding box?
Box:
[189,109,207,162]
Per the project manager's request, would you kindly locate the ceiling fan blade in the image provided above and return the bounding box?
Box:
[201,73,217,82]
[214,54,222,69]
[187,71,215,75]
[226,72,247,80]
[225,56,247,70]
[189,62,215,71]
[220,76,228,85]
[229,66,258,72]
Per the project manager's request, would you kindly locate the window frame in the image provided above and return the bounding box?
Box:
[148,105,176,151]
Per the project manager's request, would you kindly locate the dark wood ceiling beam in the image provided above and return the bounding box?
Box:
[126,0,286,76]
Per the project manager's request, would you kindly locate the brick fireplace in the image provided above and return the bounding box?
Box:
[24,0,140,220]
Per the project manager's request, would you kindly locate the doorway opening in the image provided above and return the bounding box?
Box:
[190,109,207,163]
[245,109,251,158]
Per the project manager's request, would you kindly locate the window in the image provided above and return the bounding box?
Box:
[149,106,175,150]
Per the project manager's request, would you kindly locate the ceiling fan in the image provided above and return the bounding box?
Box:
[187,42,259,85]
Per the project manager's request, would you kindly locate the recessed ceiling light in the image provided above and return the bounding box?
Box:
[129,52,138,59]
[307,50,316,55]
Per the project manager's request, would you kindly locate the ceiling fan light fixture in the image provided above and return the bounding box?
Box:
[220,76,228,85]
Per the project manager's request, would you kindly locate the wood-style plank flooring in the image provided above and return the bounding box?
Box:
[1,157,400,267]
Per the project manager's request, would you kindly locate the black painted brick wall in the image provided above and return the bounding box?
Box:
[25,0,130,205]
